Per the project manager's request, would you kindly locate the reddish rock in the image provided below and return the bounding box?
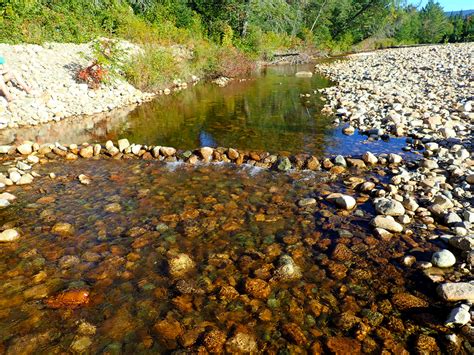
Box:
[219,285,240,300]
[283,323,307,345]
[391,293,428,311]
[306,156,321,170]
[172,295,193,313]
[45,289,89,309]
[326,337,361,354]
[328,262,348,280]
[415,334,439,354]
[332,243,354,262]
[36,196,56,204]
[227,148,239,160]
[244,278,271,299]
[153,319,184,349]
[203,329,227,353]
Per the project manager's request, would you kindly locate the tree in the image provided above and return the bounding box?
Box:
[394,5,421,43]
[418,0,452,43]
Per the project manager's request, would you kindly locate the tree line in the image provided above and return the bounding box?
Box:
[0,0,472,53]
[126,0,474,49]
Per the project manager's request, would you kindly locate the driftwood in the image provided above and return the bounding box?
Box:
[273,52,301,57]
[270,52,312,65]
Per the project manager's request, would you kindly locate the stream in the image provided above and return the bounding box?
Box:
[0,64,452,354]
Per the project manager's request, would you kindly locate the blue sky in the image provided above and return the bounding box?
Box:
[408,0,473,11]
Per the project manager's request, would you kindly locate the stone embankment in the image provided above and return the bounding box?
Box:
[0,41,155,129]
[316,43,474,342]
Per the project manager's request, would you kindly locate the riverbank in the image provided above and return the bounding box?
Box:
[0,41,157,129]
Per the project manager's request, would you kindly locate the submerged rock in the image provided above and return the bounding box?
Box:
[70,336,93,353]
[203,329,227,353]
[52,222,74,236]
[45,289,90,309]
[244,278,271,299]
[295,71,313,77]
[391,292,428,310]
[0,229,19,242]
[153,318,183,349]
[273,255,302,281]
[298,198,316,207]
[168,253,195,277]
[78,174,91,185]
[226,332,258,353]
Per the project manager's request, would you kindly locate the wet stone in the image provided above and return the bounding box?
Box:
[326,337,361,354]
[244,278,271,299]
[298,198,316,207]
[51,222,74,236]
[104,203,122,213]
[203,329,227,353]
[70,336,93,352]
[415,335,439,354]
[225,333,257,353]
[168,253,195,277]
[0,229,19,242]
[153,319,183,349]
[282,323,307,345]
[277,157,292,171]
[59,255,80,269]
[391,293,429,311]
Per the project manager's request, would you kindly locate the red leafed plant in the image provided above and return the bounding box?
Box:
[77,61,108,89]
[76,39,123,89]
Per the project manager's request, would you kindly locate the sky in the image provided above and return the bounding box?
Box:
[408,0,474,11]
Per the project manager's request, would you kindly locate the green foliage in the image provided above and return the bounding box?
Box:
[446,13,474,42]
[394,7,421,44]
[418,0,453,43]
[123,45,180,90]
[90,38,125,79]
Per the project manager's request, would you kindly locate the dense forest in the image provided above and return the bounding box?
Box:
[1,0,472,88]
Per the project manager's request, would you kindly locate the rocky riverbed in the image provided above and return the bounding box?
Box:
[0,41,154,129]
[0,43,472,353]
[0,136,472,352]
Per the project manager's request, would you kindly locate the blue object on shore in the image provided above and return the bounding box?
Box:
[0,56,4,65]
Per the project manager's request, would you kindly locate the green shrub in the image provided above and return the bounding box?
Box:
[123,46,179,90]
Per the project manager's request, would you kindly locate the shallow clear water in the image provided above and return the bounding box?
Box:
[0,64,410,157]
[0,160,450,353]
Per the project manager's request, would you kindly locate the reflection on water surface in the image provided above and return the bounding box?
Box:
[0,64,410,157]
